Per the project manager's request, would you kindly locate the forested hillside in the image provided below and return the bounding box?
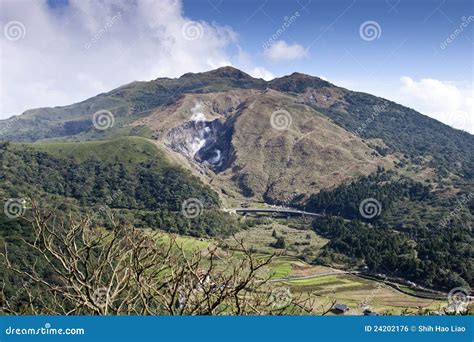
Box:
[1,141,239,237]
[2,141,218,211]
[300,169,473,291]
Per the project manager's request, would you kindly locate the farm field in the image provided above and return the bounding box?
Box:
[154,226,447,315]
[286,273,443,315]
[224,221,328,262]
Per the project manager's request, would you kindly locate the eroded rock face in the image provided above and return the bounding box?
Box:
[166,120,214,159]
[194,124,233,171]
[166,113,233,172]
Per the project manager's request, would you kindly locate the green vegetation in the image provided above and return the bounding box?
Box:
[30,136,168,169]
[268,260,293,279]
[304,167,433,221]
[1,140,241,237]
[301,169,473,291]
[3,140,217,211]
[1,67,472,315]
[271,236,286,249]
[154,231,211,253]
[286,273,444,315]
[224,221,327,261]
[308,91,474,178]
[0,212,54,309]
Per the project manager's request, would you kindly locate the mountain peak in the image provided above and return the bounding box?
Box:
[180,66,255,80]
[268,72,333,93]
[289,71,313,78]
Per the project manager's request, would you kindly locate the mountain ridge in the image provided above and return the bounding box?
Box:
[2,66,470,137]
[1,66,472,202]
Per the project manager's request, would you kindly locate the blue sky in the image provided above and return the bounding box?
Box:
[1,0,473,132]
[184,0,472,82]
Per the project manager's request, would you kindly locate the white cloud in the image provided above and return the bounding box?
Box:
[248,67,274,80]
[398,76,473,133]
[263,40,307,62]
[233,47,274,80]
[0,0,271,119]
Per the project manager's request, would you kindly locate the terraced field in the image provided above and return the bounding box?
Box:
[154,231,212,253]
[155,228,447,315]
[284,272,444,315]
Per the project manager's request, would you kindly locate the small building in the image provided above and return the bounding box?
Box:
[334,304,350,314]
[363,309,378,316]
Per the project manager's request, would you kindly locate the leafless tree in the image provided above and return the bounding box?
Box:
[1,202,335,315]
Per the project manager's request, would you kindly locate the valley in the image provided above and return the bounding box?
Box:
[150,225,447,315]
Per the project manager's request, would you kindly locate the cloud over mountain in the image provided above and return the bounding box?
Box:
[399,76,473,133]
[0,0,254,119]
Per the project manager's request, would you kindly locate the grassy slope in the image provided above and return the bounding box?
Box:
[225,220,328,261]
[303,88,474,179]
[28,136,169,169]
[224,91,392,201]
[4,137,221,212]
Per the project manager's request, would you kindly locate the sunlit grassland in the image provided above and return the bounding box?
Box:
[26,136,169,169]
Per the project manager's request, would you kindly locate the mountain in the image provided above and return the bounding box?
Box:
[1,67,473,292]
[1,66,472,204]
